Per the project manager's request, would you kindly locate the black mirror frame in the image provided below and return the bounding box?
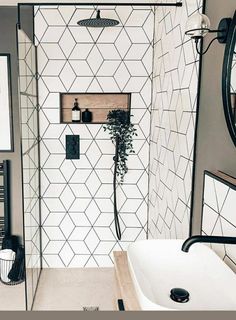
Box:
[0,53,14,152]
[222,10,236,146]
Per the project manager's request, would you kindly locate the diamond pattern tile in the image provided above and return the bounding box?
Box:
[35,4,153,268]
[202,173,236,273]
[148,0,202,241]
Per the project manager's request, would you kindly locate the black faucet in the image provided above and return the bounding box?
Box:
[181,235,236,252]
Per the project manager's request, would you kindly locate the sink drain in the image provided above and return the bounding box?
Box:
[170,288,189,303]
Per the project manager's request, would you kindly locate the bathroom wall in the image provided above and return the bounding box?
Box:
[35,5,154,267]
[148,0,202,239]
[192,0,236,235]
[0,7,24,241]
[202,172,236,273]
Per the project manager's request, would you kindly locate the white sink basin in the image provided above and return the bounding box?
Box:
[127,239,236,310]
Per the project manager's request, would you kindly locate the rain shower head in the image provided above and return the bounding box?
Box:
[77,10,119,28]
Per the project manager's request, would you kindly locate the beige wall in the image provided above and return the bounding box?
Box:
[0,7,24,241]
[192,0,236,234]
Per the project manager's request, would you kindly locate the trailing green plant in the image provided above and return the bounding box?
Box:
[103,109,137,184]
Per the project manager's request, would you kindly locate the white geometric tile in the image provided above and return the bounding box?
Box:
[69,43,93,60]
[40,8,65,25]
[69,26,93,43]
[126,27,149,43]
[69,198,91,212]
[69,169,91,183]
[59,5,75,24]
[94,227,115,241]
[43,139,65,154]
[69,60,93,77]
[115,29,132,58]
[97,27,122,44]
[95,199,114,213]
[85,171,101,196]
[44,226,66,240]
[59,62,76,90]
[121,199,143,213]
[115,5,132,25]
[43,255,65,268]
[69,241,90,255]
[43,184,65,198]
[41,43,66,60]
[124,77,147,92]
[126,10,150,26]
[60,160,76,181]
[43,212,65,226]
[84,229,100,253]
[97,77,120,92]
[94,241,115,255]
[69,213,91,227]
[220,189,236,227]
[86,142,102,167]
[43,169,66,183]
[95,184,113,198]
[97,43,121,60]
[42,60,65,76]
[43,76,66,92]
[59,186,76,211]
[68,255,90,267]
[69,227,91,241]
[70,77,93,92]
[204,175,218,212]
[44,198,66,212]
[86,46,103,74]
[97,60,120,76]
[44,241,64,254]
[214,179,229,212]
[94,213,114,227]
[35,5,154,268]
[43,124,65,139]
[34,10,48,42]
[86,78,102,92]
[114,62,130,91]
[41,26,65,42]
[70,184,91,198]
[60,214,75,239]
[59,29,76,58]
[202,172,236,271]
[85,200,101,225]
[59,242,74,266]
[43,154,64,169]
[125,43,149,60]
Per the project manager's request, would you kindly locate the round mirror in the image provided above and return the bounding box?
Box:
[222,11,236,146]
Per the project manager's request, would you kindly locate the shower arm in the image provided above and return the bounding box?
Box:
[113,136,121,240]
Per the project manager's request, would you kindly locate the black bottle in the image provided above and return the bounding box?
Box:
[72,98,81,122]
[82,108,92,123]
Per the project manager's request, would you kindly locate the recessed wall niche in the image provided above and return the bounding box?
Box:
[60,93,131,124]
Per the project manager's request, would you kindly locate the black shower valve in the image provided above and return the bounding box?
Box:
[66,135,80,160]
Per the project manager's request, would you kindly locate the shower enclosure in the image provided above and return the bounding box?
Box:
[15,1,202,310]
[18,28,41,309]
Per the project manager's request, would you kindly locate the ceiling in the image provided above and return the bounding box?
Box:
[0,0,172,6]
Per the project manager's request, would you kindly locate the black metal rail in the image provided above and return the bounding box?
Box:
[0,160,11,244]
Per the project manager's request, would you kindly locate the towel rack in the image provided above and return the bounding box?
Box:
[0,160,11,246]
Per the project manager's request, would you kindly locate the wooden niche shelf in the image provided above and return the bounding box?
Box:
[60,93,131,124]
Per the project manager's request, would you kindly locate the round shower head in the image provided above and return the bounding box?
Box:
[77,10,119,28]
